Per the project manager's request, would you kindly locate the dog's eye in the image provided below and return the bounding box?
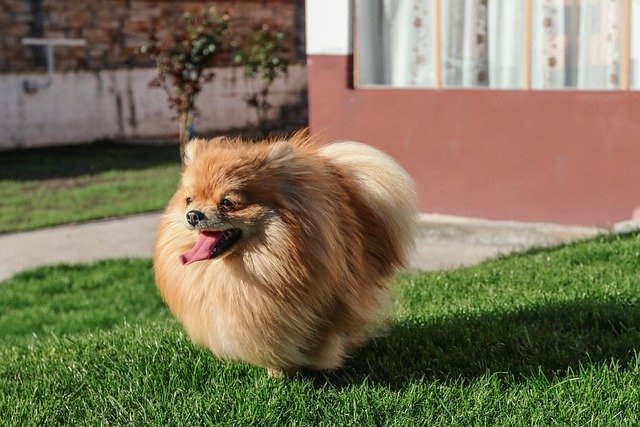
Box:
[185,196,193,205]
[219,198,235,212]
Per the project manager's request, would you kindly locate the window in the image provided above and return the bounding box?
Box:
[356,0,640,90]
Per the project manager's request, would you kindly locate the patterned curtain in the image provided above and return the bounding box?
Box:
[357,0,435,87]
[442,0,489,87]
[576,0,623,89]
[357,0,525,89]
[632,0,640,88]
[532,0,624,89]
[488,0,525,88]
[532,0,568,88]
[357,0,629,90]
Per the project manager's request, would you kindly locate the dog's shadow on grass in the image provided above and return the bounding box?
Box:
[307,299,640,389]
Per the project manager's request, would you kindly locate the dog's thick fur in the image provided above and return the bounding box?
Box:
[153,133,416,376]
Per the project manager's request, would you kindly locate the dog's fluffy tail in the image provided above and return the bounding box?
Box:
[319,141,417,268]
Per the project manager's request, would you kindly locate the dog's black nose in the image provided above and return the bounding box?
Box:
[186,210,205,226]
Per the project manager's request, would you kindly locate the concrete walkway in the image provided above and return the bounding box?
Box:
[0,212,609,281]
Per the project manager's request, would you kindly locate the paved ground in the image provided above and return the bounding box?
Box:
[410,213,608,271]
[0,213,160,281]
[0,212,612,282]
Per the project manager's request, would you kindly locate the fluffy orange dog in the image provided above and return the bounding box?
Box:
[154,133,416,377]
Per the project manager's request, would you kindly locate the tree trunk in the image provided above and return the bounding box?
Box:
[179,110,194,161]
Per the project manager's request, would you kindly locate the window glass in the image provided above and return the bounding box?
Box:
[442,0,524,88]
[631,0,640,88]
[356,0,632,91]
[531,0,624,90]
[357,0,435,87]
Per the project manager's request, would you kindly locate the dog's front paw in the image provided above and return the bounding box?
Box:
[266,367,297,378]
[267,367,285,378]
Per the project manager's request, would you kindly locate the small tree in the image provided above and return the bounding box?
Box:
[142,7,230,159]
[234,24,290,137]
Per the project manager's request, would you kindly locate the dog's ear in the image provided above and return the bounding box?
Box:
[287,128,312,149]
[183,137,228,166]
[183,138,205,166]
[264,141,296,169]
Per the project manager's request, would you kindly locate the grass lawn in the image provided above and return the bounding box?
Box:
[1,233,639,424]
[0,142,181,233]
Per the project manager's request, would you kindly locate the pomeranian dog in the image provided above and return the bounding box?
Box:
[153,132,416,377]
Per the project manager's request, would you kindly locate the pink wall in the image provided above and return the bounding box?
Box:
[308,55,640,227]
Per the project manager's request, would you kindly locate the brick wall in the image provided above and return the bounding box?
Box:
[0,0,305,72]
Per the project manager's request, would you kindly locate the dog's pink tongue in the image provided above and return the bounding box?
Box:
[180,231,222,265]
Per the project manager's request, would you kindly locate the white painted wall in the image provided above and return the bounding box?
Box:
[0,65,306,149]
[306,0,352,55]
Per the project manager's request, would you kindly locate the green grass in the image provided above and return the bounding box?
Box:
[1,233,639,424]
[0,142,181,233]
